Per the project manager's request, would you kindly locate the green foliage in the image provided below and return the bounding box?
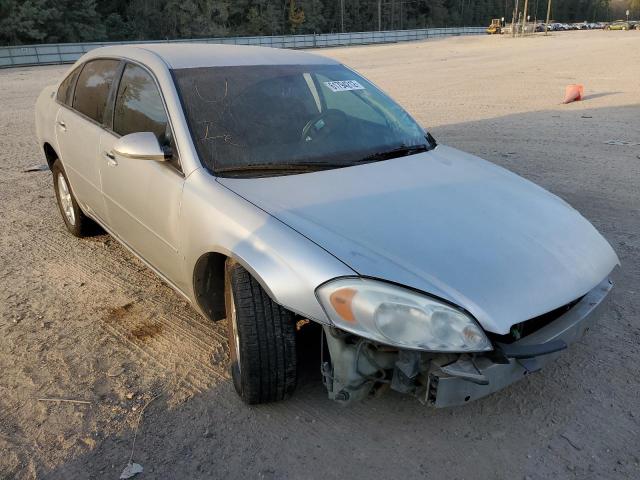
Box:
[0,0,624,46]
[0,0,58,45]
[54,0,106,43]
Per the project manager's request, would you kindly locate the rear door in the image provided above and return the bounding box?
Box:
[56,59,121,222]
[98,61,185,286]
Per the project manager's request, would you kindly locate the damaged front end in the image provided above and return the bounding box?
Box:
[321,326,457,404]
[321,277,613,407]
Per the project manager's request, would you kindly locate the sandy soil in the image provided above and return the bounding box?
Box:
[1,30,639,479]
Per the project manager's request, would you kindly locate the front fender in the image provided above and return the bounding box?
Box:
[180,169,356,323]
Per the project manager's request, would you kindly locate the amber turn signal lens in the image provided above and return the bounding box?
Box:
[329,288,357,322]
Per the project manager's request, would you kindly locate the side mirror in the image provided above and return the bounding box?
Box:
[113,132,166,162]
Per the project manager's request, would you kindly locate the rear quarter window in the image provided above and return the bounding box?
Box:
[73,59,120,124]
[56,67,81,106]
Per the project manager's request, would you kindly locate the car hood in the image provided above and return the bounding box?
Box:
[218,145,619,334]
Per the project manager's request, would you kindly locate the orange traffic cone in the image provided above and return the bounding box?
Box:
[563,84,584,104]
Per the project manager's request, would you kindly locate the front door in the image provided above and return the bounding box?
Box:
[98,62,185,287]
[56,59,121,222]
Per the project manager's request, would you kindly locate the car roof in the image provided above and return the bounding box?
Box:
[86,43,339,70]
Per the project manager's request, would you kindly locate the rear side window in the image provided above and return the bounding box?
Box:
[73,59,120,123]
[56,67,81,106]
[113,63,168,142]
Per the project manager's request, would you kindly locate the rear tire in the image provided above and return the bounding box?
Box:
[51,159,97,237]
[225,260,297,404]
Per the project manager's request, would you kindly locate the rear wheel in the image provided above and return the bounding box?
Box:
[51,159,97,237]
[225,260,297,404]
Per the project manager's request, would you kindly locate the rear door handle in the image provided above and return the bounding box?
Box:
[57,120,66,131]
[104,151,117,166]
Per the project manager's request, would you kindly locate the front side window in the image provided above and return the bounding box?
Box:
[172,64,432,177]
[73,59,120,123]
[57,67,81,106]
[114,63,168,141]
[113,63,178,168]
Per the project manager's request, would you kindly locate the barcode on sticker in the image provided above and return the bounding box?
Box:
[324,80,365,92]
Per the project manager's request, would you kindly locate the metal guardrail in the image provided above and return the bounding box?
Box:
[0,27,484,68]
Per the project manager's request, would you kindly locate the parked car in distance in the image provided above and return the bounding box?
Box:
[605,20,631,30]
[35,44,619,407]
[547,22,566,31]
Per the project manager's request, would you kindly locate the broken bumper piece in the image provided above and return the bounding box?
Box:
[428,277,613,407]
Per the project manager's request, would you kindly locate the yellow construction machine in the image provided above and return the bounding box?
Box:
[486,18,502,34]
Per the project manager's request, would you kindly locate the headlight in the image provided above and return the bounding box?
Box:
[316,278,492,352]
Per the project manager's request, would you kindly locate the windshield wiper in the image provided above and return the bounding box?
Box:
[215,145,431,177]
[215,162,347,175]
[356,144,430,163]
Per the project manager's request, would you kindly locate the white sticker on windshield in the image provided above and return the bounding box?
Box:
[324,80,365,92]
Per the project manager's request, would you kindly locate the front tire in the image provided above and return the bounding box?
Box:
[225,260,297,404]
[51,159,96,237]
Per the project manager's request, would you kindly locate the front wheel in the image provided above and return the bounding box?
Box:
[225,260,298,404]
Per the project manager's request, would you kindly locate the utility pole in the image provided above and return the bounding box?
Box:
[544,0,551,35]
[391,0,395,30]
[340,0,345,33]
[521,0,529,36]
[377,0,382,31]
[512,0,519,37]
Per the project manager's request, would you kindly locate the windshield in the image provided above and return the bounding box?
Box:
[172,64,434,177]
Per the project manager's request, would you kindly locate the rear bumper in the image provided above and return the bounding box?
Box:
[428,277,613,407]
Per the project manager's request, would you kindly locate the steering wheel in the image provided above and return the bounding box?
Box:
[301,109,348,143]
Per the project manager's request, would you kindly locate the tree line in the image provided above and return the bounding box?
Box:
[0,0,635,46]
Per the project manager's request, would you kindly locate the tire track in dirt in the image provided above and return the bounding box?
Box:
[16,217,230,398]
[69,235,230,344]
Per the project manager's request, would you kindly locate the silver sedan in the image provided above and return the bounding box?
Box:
[35,44,618,406]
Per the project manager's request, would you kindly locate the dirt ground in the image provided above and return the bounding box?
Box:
[1,30,639,479]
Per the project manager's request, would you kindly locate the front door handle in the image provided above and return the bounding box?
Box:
[104,151,118,167]
[57,120,66,131]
